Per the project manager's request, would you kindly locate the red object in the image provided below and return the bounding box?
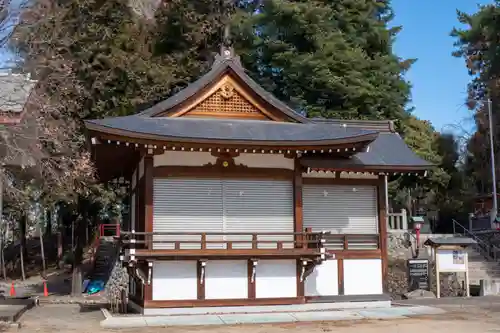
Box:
[43,281,49,297]
[9,282,15,297]
[99,224,120,238]
[416,229,421,247]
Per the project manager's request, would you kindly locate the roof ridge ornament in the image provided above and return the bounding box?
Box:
[212,0,242,68]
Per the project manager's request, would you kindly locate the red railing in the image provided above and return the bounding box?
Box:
[120,231,326,251]
[99,224,121,238]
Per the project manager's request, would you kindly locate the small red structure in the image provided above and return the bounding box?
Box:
[9,282,15,297]
[43,280,49,297]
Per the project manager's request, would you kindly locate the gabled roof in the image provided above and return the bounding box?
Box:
[85,48,433,173]
[86,116,378,146]
[139,47,309,123]
[301,119,433,171]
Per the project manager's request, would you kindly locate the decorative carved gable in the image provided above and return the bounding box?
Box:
[185,83,268,120]
[170,76,285,121]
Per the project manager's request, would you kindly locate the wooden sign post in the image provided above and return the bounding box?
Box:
[424,237,476,299]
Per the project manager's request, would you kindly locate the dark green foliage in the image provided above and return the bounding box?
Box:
[233,0,414,121]
[8,0,464,233]
[452,2,500,198]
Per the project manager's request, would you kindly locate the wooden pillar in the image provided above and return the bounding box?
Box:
[337,258,344,295]
[293,158,304,235]
[247,259,256,299]
[197,260,206,300]
[377,175,388,286]
[144,155,153,250]
[144,261,153,304]
[293,158,305,298]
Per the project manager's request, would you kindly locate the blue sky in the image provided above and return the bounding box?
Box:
[392,0,493,134]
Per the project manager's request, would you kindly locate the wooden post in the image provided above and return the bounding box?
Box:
[435,247,440,299]
[377,176,388,284]
[144,155,153,250]
[465,250,470,297]
[293,158,303,248]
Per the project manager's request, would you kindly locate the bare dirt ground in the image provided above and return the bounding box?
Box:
[6,301,500,333]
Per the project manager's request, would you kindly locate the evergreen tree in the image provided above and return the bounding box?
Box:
[233,0,413,121]
[452,3,500,196]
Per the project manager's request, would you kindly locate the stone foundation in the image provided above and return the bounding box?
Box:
[386,258,465,299]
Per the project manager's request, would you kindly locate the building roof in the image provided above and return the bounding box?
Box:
[0,72,36,120]
[86,116,378,146]
[424,237,477,247]
[0,72,38,167]
[301,131,433,171]
[85,48,433,174]
[138,48,309,123]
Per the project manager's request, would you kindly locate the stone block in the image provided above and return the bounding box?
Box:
[479,279,500,296]
[403,289,436,299]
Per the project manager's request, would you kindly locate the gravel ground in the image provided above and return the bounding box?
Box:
[5,300,500,333]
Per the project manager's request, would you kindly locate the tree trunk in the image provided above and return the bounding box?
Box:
[39,223,46,278]
[20,214,27,262]
[19,215,27,280]
[71,263,82,296]
[19,238,25,281]
[45,209,52,237]
[71,199,88,296]
[0,223,4,280]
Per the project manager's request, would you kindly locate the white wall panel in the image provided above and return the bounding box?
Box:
[234,153,294,170]
[152,261,197,300]
[154,151,217,167]
[305,260,338,296]
[343,259,383,295]
[205,260,248,299]
[256,260,297,298]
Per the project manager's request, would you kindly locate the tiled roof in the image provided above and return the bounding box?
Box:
[86,116,378,145]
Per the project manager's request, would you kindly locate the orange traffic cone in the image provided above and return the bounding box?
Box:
[9,282,15,297]
[43,281,49,297]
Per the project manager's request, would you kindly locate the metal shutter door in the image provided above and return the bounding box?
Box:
[223,179,294,249]
[303,184,378,234]
[153,178,224,249]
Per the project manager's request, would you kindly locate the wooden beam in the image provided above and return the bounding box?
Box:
[154,165,294,180]
[144,297,305,308]
[302,177,382,186]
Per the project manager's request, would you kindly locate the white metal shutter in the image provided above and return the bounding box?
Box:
[153,178,224,249]
[303,184,378,234]
[223,179,294,249]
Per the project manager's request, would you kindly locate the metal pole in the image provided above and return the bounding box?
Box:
[488,98,498,222]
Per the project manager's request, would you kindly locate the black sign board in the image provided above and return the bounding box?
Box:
[407,259,430,291]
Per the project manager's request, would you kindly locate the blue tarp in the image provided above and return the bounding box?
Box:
[85,280,105,295]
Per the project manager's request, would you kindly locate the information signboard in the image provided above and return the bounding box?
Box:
[407,259,430,291]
